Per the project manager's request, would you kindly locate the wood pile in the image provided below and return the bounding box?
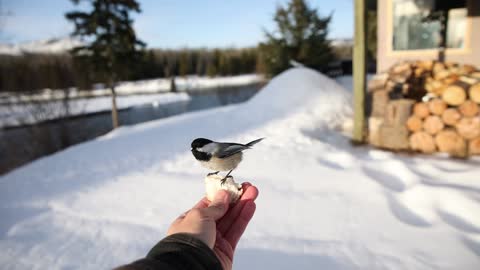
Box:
[367,60,480,158]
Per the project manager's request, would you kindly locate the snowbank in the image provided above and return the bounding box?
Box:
[0,67,479,270]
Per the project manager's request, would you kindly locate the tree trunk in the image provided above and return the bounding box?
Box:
[110,84,119,129]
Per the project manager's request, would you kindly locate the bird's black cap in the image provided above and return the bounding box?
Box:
[191,138,213,149]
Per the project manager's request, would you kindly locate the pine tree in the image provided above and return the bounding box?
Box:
[259,0,334,76]
[66,0,145,128]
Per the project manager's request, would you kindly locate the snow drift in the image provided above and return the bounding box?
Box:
[0,67,479,270]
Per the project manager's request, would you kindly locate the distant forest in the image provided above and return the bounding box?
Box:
[0,44,354,93]
[0,47,261,93]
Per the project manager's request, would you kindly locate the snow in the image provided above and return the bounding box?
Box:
[1,67,479,270]
[0,37,83,55]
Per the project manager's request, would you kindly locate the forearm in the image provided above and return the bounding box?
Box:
[115,233,223,270]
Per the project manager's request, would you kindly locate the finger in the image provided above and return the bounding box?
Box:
[176,197,209,220]
[192,197,210,209]
[201,190,230,220]
[242,182,252,189]
[218,185,258,234]
[225,201,256,250]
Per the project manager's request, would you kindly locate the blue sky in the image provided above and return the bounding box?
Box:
[1,0,353,48]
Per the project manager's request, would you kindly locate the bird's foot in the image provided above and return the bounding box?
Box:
[220,175,233,185]
[207,171,220,176]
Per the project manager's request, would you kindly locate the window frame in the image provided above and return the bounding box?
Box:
[386,0,472,57]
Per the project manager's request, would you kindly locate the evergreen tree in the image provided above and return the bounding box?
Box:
[259,0,334,76]
[65,0,145,128]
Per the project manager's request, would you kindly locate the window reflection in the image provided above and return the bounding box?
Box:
[392,0,466,51]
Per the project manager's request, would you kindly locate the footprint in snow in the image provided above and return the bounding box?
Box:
[461,235,480,257]
[361,161,419,192]
[362,166,406,192]
[385,193,432,227]
[317,152,355,171]
[437,210,480,234]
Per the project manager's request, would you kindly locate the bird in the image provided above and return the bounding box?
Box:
[191,137,264,184]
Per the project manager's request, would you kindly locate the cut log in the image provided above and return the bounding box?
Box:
[433,62,446,74]
[379,124,410,150]
[459,100,479,117]
[469,137,480,155]
[443,75,459,85]
[368,73,388,92]
[406,116,423,132]
[391,62,411,75]
[459,76,478,85]
[434,69,450,80]
[435,129,467,158]
[425,79,445,95]
[442,108,461,126]
[417,60,433,70]
[368,73,388,91]
[470,83,480,103]
[455,117,480,140]
[371,90,389,117]
[460,64,476,74]
[471,72,480,79]
[368,117,383,147]
[414,67,425,77]
[413,102,430,119]
[409,131,436,153]
[423,115,444,135]
[442,84,467,106]
[428,98,447,115]
[385,99,415,126]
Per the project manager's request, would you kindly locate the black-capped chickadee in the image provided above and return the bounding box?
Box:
[191,137,264,184]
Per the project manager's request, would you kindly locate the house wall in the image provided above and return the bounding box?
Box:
[377,0,480,73]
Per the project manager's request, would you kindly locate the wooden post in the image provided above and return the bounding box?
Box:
[352,0,367,143]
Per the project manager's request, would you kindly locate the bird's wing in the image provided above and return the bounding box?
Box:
[216,143,249,158]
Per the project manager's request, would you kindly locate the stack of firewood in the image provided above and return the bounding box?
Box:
[368,60,480,157]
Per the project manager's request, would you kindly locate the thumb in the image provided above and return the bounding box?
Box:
[203,190,230,220]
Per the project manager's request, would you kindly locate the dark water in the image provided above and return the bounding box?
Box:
[0,83,262,175]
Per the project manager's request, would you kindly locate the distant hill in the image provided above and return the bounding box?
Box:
[0,37,83,55]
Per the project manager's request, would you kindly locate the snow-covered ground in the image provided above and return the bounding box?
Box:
[0,68,479,270]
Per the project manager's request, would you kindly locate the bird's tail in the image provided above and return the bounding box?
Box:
[245,138,264,147]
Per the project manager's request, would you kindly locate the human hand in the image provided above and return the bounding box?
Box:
[167,183,258,270]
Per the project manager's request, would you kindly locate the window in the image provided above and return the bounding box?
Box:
[392,0,467,51]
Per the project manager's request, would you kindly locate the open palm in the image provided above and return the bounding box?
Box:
[168,183,258,270]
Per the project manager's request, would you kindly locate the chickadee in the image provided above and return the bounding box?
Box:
[191,137,264,184]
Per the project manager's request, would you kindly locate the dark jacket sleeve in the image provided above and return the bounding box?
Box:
[114,233,223,270]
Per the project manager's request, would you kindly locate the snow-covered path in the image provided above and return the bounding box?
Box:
[1,68,479,269]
